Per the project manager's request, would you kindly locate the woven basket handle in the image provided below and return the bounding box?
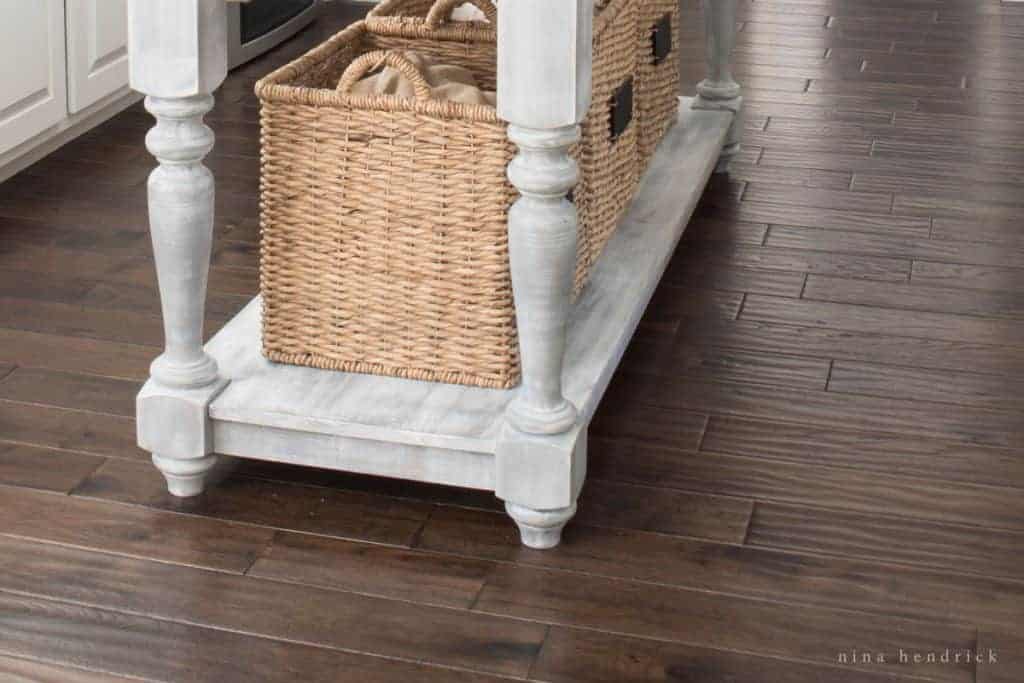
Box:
[336,50,433,100]
[424,0,497,28]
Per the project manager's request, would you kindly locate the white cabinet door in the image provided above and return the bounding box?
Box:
[66,0,129,114]
[0,0,67,156]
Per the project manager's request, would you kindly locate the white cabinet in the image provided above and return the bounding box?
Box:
[0,0,137,181]
[0,0,68,156]
[66,0,129,114]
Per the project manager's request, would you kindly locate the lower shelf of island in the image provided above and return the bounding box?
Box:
[202,97,733,493]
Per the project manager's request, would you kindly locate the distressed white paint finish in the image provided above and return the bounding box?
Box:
[204,101,733,542]
[66,0,130,113]
[0,0,67,156]
[494,0,594,548]
[496,0,592,128]
[127,0,228,99]
[125,0,734,548]
[693,0,743,174]
[129,0,229,497]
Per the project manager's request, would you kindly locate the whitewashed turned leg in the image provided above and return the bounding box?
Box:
[693,0,743,174]
[128,0,230,497]
[494,0,593,549]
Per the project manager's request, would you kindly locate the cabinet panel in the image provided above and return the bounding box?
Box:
[0,0,67,156]
[66,0,129,114]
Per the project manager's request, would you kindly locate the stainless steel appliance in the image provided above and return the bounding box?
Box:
[228,0,319,68]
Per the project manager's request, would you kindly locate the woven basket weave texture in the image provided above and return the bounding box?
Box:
[256,1,642,388]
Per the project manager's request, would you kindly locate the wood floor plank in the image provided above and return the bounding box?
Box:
[875,138,1024,172]
[748,503,1024,582]
[741,293,1024,348]
[829,360,1024,410]
[0,592,509,683]
[0,368,139,417]
[573,478,753,541]
[677,243,911,281]
[420,505,1024,637]
[0,241,146,283]
[248,531,495,609]
[741,183,894,213]
[0,486,273,573]
[73,458,433,548]
[803,274,1024,319]
[474,562,976,682]
[612,369,1024,448]
[0,535,543,678]
[675,314,1024,378]
[0,443,103,493]
[590,403,707,451]
[761,146,1024,184]
[640,286,744,329]
[977,631,1023,683]
[590,436,1024,530]
[0,328,154,381]
[932,215,1024,246]
[0,295,228,348]
[0,654,136,683]
[680,218,769,245]
[912,261,1024,293]
[672,344,832,389]
[0,401,142,460]
[701,414,1024,489]
[742,131,874,156]
[664,260,806,297]
[894,193,1019,222]
[855,172,1024,206]
[532,627,930,683]
[727,162,854,190]
[697,200,931,237]
[767,224,1024,269]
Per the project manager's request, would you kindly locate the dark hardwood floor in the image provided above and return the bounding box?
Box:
[1,1,1023,681]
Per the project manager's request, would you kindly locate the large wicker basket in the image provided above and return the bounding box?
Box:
[255,10,639,389]
[637,0,680,164]
[368,0,641,295]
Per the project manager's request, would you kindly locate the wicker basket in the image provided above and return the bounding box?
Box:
[368,0,641,296]
[256,24,518,388]
[637,0,680,164]
[255,9,640,389]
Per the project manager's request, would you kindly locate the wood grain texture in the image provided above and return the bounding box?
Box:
[0,401,141,459]
[742,293,1024,347]
[675,314,1024,377]
[0,368,139,417]
[73,458,434,547]
[0,443,102,493]
[702,414,1024,488]
[0,592,511,683]
[473,564,976,682]
[767,224,1024,269]
[611,372,1024,448]
[978,631,1024,683]
[676,243,911,281]
[591,437,1024,529]
[912,260,1024,293]
[0,654,139,682]
[0,486,273,573]
[533,628,932,683]
[0,0,1019,678]
[749,503,1024,582]
[0,535,544,678]
[829,360,1024,410]
[803,274,1024,319]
